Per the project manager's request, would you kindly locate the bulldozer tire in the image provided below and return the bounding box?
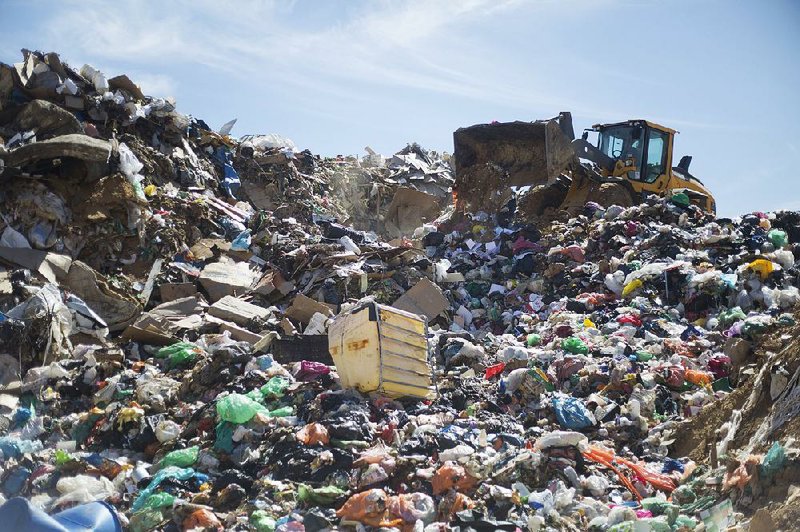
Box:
[518,183,568,221]
[596,183,634,209]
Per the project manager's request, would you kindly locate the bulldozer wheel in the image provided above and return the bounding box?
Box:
[518,183,568,221]
[596,183,635,209]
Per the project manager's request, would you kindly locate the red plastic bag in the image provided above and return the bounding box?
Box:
[484,362,505,380]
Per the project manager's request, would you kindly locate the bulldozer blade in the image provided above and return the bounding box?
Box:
[453,116,577,213]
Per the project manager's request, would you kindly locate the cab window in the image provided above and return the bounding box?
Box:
[599,125,643,162]
[644,129,668,183]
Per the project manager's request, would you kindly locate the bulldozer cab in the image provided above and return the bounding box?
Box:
[590,120,715,212]
[593,120,671,185]
[452,113,716,216]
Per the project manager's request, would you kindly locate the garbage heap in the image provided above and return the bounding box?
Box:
[1,49,800,531]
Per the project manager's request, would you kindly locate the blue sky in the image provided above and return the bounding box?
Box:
[2,0,798,217]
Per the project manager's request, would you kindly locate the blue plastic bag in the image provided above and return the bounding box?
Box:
[552,395,595,430]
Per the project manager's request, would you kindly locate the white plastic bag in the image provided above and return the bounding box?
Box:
[55,474,115,505]
[0,225,31,248]
[118,143,147,201]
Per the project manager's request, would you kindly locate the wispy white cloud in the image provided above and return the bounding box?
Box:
[37,0,598,114]
[126,72,177,98]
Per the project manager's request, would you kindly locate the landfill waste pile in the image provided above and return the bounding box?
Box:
[1,49,800,531]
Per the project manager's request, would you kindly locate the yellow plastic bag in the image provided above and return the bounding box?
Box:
[621,279,643,298]
[747,259,774,280]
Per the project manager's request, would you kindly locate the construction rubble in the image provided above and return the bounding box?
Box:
[1,49,800,532]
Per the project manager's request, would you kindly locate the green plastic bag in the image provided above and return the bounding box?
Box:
[526,333,541,347]
[267,406,294,418]
[671,485,696,505]
[768,228,788,247]
[607,521,635,532]
[214,421,235,453]
[671,192,690,207]
[132,466,195,511]
[54,449,73,465]
[159,445,199,468]
[760,441,787,478]
[129,508,166,532]
[638,516,671,532]
[641,497,679,525]
[297,484,346,505]
[741,318,768,338]
[216,393,266,423]
[260,376,290,399]
[717,307,746,328]
[250,510,276,532]
[674,514,698,530]
[156,342,203,369]
[138,491,175,510]
[561,336,589,355]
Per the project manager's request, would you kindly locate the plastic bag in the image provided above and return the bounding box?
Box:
[182,508,222,531]
[158,445,199,468]
[0,436,44,459]
[118,143,147,201]
[526,333,541,346]
[260,376,289,399]
[129,508,165,532]
[216,394,266,424]
[297,484,345,505]
[336,489,399,527]
[231,229,252,251]
[768,228,788,247]
[156,342,203,369]
[621,278,643,297]
[685,370,712,386]
[534,431,588,451]
[295,360,330,381]
[55,474,116,506]
[485,362,505,379]
[746,259,775,280]
[155,420,181,443]
[760,441,787,478]
[718,307,746,328]
[561,336,589,355]
[132,466,194,511]
[552,395,596,430]
[296,423,330,446]
[250,511,276,532]
[0,225,31,248]
[388,493,435,524]
[431,463,478,495]
[138,491,175,510]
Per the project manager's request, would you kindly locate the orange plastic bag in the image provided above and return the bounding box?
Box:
[438,491,475,520]
[296,422,330,445]
[336,489,402,527]
[182,508,223,531]
[685,369,712,386]
[431,463,478,495]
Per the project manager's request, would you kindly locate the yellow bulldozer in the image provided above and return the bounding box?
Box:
[452,112,715,219]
